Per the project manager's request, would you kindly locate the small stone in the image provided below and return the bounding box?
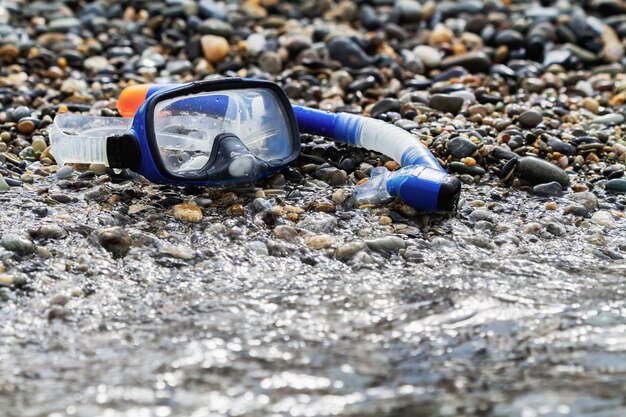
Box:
[429,94,464,114]
[246,241,269,255]
[297,213,337,233]
[55,166,74,179]
[60,78,87,94]
[201,35,230,63]
[159,245,196,260]
[591,113,624,125]
[83,56,112,72]
[335,241,366,260]
[258,51,282,74]
[412,45,441,68]
[329,169,348,186]
[447,137,478,158]
[379,216,392,225]
[32,137,47,153]
[580,97,599,114]
[89,163,107,175]
[518,111,543,128]
[227,203,245,216]
[17,119,36,135]
[365,236,405,253]
[606,178,626,193]
[370,98,400,118]
[0,234,35,254]
[546,222,566,236]
[384,161,400,171]
[0,175,10,193]
[305,234,335,250]
[29,224,68,239]
[569,191,598,211]
[328,37,374,69]
[395,0,422,22]
[198,18,234,38]
[441,51,491,73]
[96,227,133,258]
[591,211,616,228]
[246,33,266,56]
[49,293,70,306]
[173,203,203,222]
[545,201,558,210]
[273,225,300,243]
[448,161,485,176]
[517,157,570,186]
[331,188,352,204]
[429,24,453,45]
[533,181,563,197]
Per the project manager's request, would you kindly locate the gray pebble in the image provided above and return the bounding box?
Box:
[569,191,598,211]
[365,236,405,253]
[55,166,74,180]
[533,181,564,197]
[297,213,337,233]
[517,157,570,186]
[447,137,478,159]
[429,94,464,114]
[518,111,543,128]
[0,234,36,254]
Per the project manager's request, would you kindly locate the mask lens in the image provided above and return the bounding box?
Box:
[152,88,294,178]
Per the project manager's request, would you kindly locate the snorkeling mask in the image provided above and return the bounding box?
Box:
[50,78,461,212]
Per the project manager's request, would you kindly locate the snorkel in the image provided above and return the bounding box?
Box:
[50,79,461,212]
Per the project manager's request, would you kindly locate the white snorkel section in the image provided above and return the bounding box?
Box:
[49,114,132,166]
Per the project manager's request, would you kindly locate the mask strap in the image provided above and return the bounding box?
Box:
[106,134,142,170]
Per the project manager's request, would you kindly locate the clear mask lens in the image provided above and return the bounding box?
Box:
[152,88,294,178]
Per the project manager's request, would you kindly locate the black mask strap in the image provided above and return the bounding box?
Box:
[107,134,141,171]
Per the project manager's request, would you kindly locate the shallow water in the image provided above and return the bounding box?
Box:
[1,179,625,417]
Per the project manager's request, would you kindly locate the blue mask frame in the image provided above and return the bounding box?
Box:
[113,78,301,186]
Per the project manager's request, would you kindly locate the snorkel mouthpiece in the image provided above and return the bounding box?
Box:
[355,165,461,212]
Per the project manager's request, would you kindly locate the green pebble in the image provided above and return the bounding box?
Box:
[0,175,9,193]
[32,137,47,153]
[448,161,486,176]
[606,178,626,193]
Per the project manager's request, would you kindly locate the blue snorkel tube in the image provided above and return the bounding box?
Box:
[291,105,460,211]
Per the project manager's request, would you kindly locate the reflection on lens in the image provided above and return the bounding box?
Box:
[153,88,293,179]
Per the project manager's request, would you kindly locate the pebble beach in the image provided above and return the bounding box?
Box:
[1,0,626,416]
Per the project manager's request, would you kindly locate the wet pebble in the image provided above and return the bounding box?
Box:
[447,137,478,159]
[173,203,203,223]
[518,111,543,128]
[328,37,374,69]
[304,234,335,250]
[335,241,366,261]
[591,211,616,228]
[297,213,337,233]
[429,94,464,114]
[533,181,564,197]
[0,234,35,254]
[96,227,133,258]
[517,157,570,186]
[606,178,626,193]
[569,191,598,211]
[365,236,405,253]
[55,166,74,179]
